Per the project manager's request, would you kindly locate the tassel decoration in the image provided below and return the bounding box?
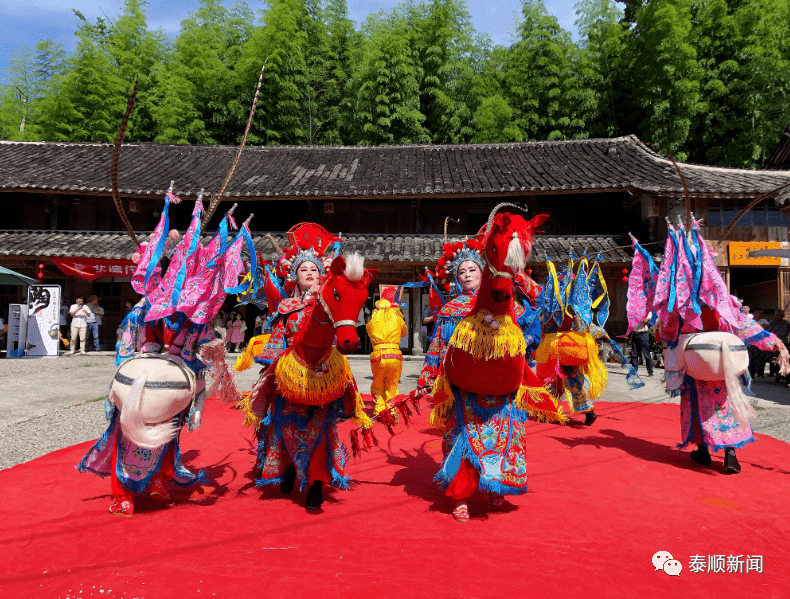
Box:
[448,311,526,360]
[378,408,397,435]
[428,374,455,429]
[200,337,241,405]
[350,429,361,458]
[275,347,353,406]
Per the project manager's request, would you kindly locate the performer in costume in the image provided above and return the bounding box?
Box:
[427,206,566,522]
[412,237,487,399]
[241,252,377,511]
[238,224,342,479]
[413,233,544,399]
[536,255,643,425]
[366,288,408,416]
[78,190,244,515]
[256,224,342,367]
[628,219,790,473]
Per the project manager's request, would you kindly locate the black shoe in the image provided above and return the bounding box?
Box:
[305,481,323,511]
[647,372,654,377]
[280,464,296,494]
[724,447,741,474]
[690,447,712,466]
[584,411,597,426]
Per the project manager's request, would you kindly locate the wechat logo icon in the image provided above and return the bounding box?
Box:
[652,551,682,576]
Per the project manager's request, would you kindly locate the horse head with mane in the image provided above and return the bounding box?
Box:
[441,205,549,398]
[475,204,548,313]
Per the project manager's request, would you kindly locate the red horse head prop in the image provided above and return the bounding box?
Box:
[480,206,548,305]
[317,253,378,354]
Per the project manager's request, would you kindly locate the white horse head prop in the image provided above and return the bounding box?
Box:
[111,354,197,449]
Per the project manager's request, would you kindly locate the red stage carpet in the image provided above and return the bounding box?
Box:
[1,397,789,598]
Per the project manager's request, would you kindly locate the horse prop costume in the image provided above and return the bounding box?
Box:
[429,205,565,521]
[243,253,377,510]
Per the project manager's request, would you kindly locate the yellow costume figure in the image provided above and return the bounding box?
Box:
[366,298,407,415]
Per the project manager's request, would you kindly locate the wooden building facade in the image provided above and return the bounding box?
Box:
[1,135,790,349]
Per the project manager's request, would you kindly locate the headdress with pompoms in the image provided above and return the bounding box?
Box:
[434,238,485,295]
[275,223,342,283]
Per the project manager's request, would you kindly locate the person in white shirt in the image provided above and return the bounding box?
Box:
[254,313,265,336]
[86,295,104,352]
[69,296,92,355]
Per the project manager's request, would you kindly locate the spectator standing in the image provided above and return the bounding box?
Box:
[421,305,434,353]
[769,310,789,381]
[86,295,104,351]
[769,310,788,345]
[117,299,134,344]
[755,309,770,329]
[69,296,92,355]
[630,313,654,377]
[254,312,265,336]
[213,311,227,338]
[59,298,69,349]
[227,313,246,353]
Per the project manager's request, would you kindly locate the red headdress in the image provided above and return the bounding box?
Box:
[275,223,342,282]
[433,234,486,295]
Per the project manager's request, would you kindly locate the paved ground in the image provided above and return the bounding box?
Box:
[1,351,788,470]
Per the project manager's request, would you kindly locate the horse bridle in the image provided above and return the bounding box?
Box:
[488,263,514,280]
[316,286,358,329]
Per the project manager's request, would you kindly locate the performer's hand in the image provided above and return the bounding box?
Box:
[188,410,202,431]
[414,385,431,398]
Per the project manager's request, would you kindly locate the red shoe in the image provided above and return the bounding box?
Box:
[452,501,470,523]
[109,497,134,517]
[148,475,171,502]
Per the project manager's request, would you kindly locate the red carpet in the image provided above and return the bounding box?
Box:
[1,397,789,598]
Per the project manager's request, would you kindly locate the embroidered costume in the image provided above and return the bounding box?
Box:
[420,209,565,522]
[78,190,244,515]
[255,224,341,366]
[238,224,375,511]
[627,219,790,473]
[366,292,408,415]
[535,256,642,425]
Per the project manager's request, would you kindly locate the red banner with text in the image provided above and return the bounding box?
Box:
[52,257,137,281]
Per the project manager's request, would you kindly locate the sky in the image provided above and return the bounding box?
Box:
[0,0,582,73]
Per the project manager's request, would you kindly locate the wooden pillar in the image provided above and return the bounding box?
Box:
[779,268,790,311]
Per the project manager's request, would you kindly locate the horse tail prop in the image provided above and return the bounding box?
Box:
[722,342,756,428]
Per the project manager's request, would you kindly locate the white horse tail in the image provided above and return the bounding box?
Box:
[722,342,756,428]
[118,372,179,449]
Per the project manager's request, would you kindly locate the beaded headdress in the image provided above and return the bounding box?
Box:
[435,238,485,294]
[275,223,342,282]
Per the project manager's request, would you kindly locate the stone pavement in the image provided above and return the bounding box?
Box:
[0,351,788,470]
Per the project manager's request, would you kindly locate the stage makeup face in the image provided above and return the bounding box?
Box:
[457,260,482,293]
[296,262,321,294]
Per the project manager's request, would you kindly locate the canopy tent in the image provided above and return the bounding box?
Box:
[0,266,35,286]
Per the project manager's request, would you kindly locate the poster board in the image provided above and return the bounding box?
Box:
[25,285,61,357]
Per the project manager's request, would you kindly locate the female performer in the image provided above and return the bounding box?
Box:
[243,224,349,503]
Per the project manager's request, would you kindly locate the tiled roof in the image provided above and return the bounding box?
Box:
[2,136,790,198]
[0,231,632,263]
